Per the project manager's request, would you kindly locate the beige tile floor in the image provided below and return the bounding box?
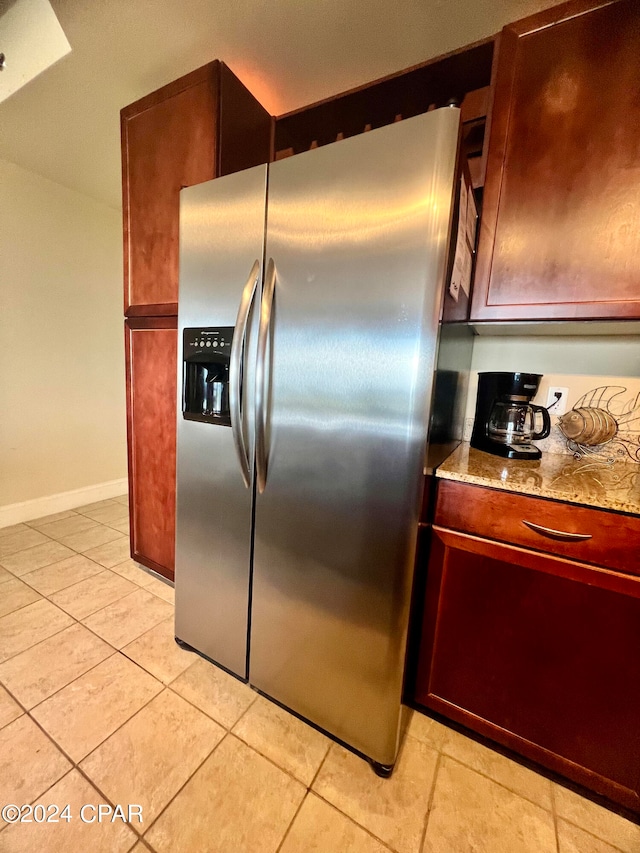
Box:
[0,496,638,852]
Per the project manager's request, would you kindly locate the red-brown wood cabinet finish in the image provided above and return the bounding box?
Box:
[122,63,271,578]
[435,479,640,575]
[415,482,640,814]
[121,61,271,315]
[273,39,495,189]
[471,0,640,321]
[125,318,178,580]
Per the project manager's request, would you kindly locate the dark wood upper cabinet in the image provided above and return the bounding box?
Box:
[121,62,270,579]
[121,61,271,315]
[471,0,640,321]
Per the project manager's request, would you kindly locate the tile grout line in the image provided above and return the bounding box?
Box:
[125,648,190,684]
[427,743,635,851]
[2,644,120,714]
[229,726,325,791]
[436,747,556,814]
[28,648,124,711]
[133,728,231,841]
[307,738,331,791]
[0,535,322,848]
[49,580,148,622]
[308,739,407,852]
[0,543,79,574]
[222,694,375,804]
[139,729,391,851]
[51,584,169,657]
[2,551,102,584]
[0,613,76,668]
[7,626,624,853]
[420,749,443,853]
[17,648,164,761]
[232,712,412,853]
[18,553,142,597]
[16,669,169,842]
[163,664,258,731]
[554,806,631,853]
[0,682,131,839]
[0,523,129,581]
[24,523,101,545]
[0,585,171,732]
[42,572,172,629]
[129,836,153,853]
[4,524,633,850]
[274,789,308,853]
[550,780,561,853]
[19,498,126,530]
[2,515,128,562]
[309,788,401,852]
[47,560,135,591]
[36,524,128,554]
[0,567,159,670]
[226,683,260,727]
[3,754,136,845]
[0,588,48,620]
[23,509,79,525]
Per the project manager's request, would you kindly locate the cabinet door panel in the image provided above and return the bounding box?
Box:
[125,318,177,579]
[472,0,640,321]
[122,66,219,313]
[416,527,640,811]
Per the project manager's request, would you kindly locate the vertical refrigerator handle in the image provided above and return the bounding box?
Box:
[255,257,276,494]
[229,259,260,488]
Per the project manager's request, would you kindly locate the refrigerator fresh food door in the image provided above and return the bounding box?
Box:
[251,109,461,764]
[175,164,267,680]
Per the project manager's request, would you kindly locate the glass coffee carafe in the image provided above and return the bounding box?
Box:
[488,399,551,446]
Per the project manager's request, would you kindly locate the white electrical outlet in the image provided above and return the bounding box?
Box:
[546,386,570,416]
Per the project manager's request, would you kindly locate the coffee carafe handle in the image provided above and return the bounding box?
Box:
[531,404,551,439]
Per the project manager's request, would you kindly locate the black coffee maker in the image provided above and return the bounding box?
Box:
[471,372,551,459]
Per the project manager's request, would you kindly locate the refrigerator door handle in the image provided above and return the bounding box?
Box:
[255,256,276,494]
[229,259,260,488]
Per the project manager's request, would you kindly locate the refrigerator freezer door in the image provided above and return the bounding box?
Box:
[251,109,460,764]
[175,164,267,679]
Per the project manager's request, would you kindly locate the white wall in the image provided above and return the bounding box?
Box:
[470,333,640,379]
[0,157,126,515]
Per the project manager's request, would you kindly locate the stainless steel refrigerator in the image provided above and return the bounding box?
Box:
[175,107,469,773]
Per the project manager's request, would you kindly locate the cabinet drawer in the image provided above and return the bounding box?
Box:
[435,479,640,576]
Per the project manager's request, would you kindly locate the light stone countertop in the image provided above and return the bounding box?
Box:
[436,443,640,516]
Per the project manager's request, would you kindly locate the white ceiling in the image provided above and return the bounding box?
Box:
[0,0,70,104]
[0,0,560,210]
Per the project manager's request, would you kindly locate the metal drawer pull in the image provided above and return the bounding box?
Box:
[522,520,592,542]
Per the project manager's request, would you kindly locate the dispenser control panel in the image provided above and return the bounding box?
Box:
[182,327,234,426]
[183,327,233,354]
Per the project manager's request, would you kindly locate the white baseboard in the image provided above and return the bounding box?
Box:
[0,479,129,529]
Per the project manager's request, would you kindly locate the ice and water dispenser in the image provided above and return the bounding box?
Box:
[182,327,234,425]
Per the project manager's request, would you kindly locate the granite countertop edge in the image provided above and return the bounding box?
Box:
[435,443,640,517]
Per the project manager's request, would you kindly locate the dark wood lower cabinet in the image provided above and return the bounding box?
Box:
[125,317,177,581]
[415,525,640,813]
